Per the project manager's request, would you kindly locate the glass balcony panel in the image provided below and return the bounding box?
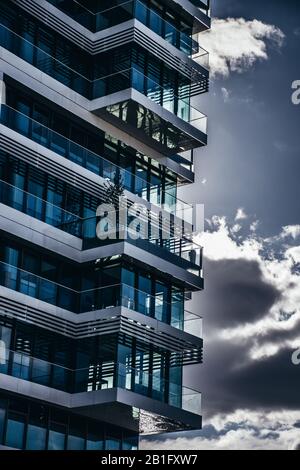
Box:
[1,105,195,223]
[31,357,52,387]
[182,386,202,414]
[1,349,202,414]
[0,261,202,333]
[26,424,47,450]
[11,352,30,380]
[47,0,200,55]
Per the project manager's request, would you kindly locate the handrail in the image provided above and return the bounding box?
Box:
[0,261,203,335]
[0,178,202,267]
[0,23,207,130]
[93,67,208,134]
[47,0,204,58]
[0,347,202,414]
[0,104,194,223]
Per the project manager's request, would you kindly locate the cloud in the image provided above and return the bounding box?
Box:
[198,18,285,78]
[294,27,300,37]
[235,207,248,220]
[221,87,231,102]
[142,214,300,450]
[281,225,300,240]
[140,410,300,450]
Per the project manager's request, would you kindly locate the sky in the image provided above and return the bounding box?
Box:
[141,0,300,450]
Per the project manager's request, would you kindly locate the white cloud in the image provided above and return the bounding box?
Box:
[250,220,260,232]
[235,207,248,220]
[143,214,300,450]
[221,87,231,102]
[198,18,285,78]
[195,216,300,361]
[281,225,300,240]
[141,410,300,450]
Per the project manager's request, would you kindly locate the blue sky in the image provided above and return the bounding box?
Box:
[141,0,300,450]
[180,0,300,237]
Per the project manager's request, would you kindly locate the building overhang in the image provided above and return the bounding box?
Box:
[0,289,203,365]
[91,89,207,156]
[0,375,202,433]
[164,0,211,33]
[12,0,210,51]
[1,62,195,183]
[0,203,203,290]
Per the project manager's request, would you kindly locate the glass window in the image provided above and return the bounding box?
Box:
[106,438,121,450]
[67,417,86,450]
[0,399,7,445]
[134,351,150,395]
[171,288,184,330]
[169,366,182,408]
[135,162,148,199]
[26,424,47,450]
[122,436,138,450]
[86,423,104,450]
[137,274,152,316]
[5,413,25,449]
[48,423,66,450]
[11,352,30,380]
[151,352,165,401]
[14,100,31,136]
[154,281,168,323]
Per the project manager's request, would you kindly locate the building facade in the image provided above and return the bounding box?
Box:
[0,0,210,450]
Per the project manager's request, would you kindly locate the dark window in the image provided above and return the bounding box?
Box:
[5,412,25,449]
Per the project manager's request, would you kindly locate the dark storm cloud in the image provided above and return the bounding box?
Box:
[184,253,300,419]
[187,339,300,419]
[257,318,300,345]
[198,258,281,328]
[223,347,300,410]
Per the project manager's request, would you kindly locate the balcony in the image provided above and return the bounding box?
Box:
[0,176,203,275]
[0,261,203,336]
[0,24,207,154]
[168,0,211,32]
[47,0,204,59]
[0,348,202,416]
[91,68,207,154]
[0,105,194,223]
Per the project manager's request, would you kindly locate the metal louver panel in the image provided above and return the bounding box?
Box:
[0,294,203,366]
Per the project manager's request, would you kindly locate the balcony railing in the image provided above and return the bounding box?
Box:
[0,261,202,336]
[93,68,208,135]
[47,0,206,59]
[189,0,211,17]
[0,24,207,134]
[0,179,203,273]
[0,104,194,224]
[0,348,202,415]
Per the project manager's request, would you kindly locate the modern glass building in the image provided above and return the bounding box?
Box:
[0,0,210,450]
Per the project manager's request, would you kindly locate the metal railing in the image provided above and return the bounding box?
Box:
[0,104,194,223]
[47,0,206,59]
[93,68,208,134]
[0,24,207,134]
[0,179,203,270]
[0,347,201,415]
[0,261,202,335]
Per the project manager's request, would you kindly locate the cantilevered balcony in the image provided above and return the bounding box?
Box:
[0,105,194,222]
[0,24,207,155]
[0,349,201,414]
[0,261,202,336]
[0,178,203,276]
[0,349,202,430]
[91,68,207,155]
[45,0,210,34]
[47,0,200,56]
